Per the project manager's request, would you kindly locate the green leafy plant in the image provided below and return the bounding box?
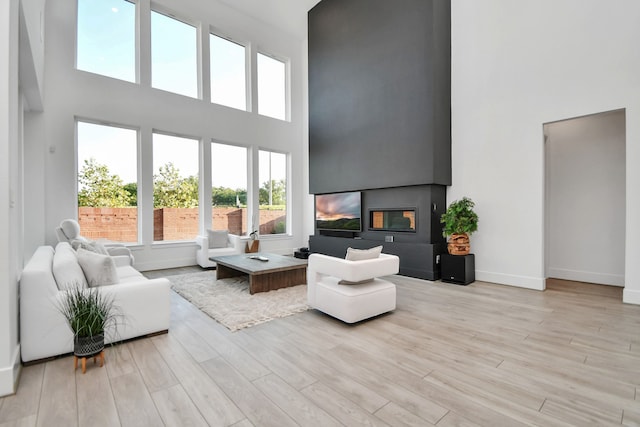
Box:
[441,197,478,237]
[57,285,121,339]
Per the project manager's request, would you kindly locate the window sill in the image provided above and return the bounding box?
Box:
[151,240,199,249]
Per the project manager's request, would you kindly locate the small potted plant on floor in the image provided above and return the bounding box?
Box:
[57,285,121,359]
[441,197,478,255]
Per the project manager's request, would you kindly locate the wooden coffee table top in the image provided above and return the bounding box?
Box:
[210,253,307,275]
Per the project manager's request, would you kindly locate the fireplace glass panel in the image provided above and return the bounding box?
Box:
[369,209,416,232]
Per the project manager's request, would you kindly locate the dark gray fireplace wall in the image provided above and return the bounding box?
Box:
[308,0,452,194]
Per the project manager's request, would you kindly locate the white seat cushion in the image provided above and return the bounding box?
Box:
[314,276,396,323]
[117,265,145,282]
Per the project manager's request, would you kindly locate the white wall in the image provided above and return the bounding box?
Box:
[451,0,640,304]
[35,0,308,270]
[545,110,625,286]
[18,0,45,110]
[0,0,22,398]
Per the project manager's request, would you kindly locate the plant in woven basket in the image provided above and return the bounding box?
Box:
[440,197,478,255]
[57,284,122,356]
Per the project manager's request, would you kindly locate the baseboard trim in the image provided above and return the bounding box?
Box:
[547,268,624,287]
[0,344,21,397]
[623,288,640,305]
[476,270,545,291]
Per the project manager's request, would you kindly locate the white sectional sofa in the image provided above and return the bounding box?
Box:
[20,243,171,363]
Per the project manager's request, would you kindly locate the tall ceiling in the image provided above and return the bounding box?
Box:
[217,0,322,37]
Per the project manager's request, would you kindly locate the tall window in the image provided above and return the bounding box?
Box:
[77,121,138,242]
[258,150,287,235]
[210,34,247,111]
[151,11,198,98]
[257,53,286,120]
[76,0,136,82]
[153,133,199,241]
[211,143,248,235]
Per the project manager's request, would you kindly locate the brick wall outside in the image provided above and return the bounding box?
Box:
[79,207,138,242]
[79,207,286,242]
[154,208,199,241]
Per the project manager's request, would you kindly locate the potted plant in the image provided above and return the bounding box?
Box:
[57,285,121,358]
[440,197,478,255]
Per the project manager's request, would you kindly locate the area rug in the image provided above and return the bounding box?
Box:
[169,271,308,332]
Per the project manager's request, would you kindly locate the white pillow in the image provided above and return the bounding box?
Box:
[207,229,229,249]
[76,248,118,287]
[345,245,383,261]
[53,242,88,290]
[71,239,109,255]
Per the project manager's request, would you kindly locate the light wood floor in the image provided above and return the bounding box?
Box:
[1,271,639,426]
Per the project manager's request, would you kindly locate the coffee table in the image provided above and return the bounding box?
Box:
[210,253,308,294]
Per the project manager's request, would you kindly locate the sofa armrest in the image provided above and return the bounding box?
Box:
[106,246,135,266]
[228,234,244,251]
[308,253,400,283]
[98,278,171,342]
[195,234,208,249]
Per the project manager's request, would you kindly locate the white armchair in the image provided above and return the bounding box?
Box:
[195,231,244,268]
[307,252,400,323]
[55,219,134,266]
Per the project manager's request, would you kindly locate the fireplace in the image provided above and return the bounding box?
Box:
[369,209,416,232]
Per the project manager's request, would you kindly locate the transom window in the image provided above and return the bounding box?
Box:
[76,0,136,82]
[257,53,287,121]
[151,10,198,98]
[210,34,247,111]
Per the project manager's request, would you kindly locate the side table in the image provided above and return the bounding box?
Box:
[441,253,475,285]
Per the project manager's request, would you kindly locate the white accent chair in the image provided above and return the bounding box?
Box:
[195,232,244,268]
[307,253,400,323]
[56,219,134,266]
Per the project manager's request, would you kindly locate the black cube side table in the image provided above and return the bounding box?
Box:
[441,254,475,285]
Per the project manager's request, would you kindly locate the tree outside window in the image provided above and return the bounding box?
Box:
[76,121,138,242]
[153,133,199,241]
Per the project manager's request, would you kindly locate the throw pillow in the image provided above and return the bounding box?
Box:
[207,229,229,249]
[76,248,118,287]
[345,245,383,261]
[71,239,109,255]
[53,242,89,290]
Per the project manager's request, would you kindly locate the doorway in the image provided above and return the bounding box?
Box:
[544,109,626,288]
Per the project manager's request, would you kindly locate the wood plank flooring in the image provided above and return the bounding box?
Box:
[1,271,639,426]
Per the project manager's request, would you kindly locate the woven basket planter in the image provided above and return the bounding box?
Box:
[74,333,105,357]
[447,233,470,255]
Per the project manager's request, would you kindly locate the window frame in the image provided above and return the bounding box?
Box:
[151,130,202,243]
[150,6,201,99]
[209,31,250,112]
[75,0,138,83]
[257,148,290,237]
[75,118,141,244]
[256,50,290,121]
